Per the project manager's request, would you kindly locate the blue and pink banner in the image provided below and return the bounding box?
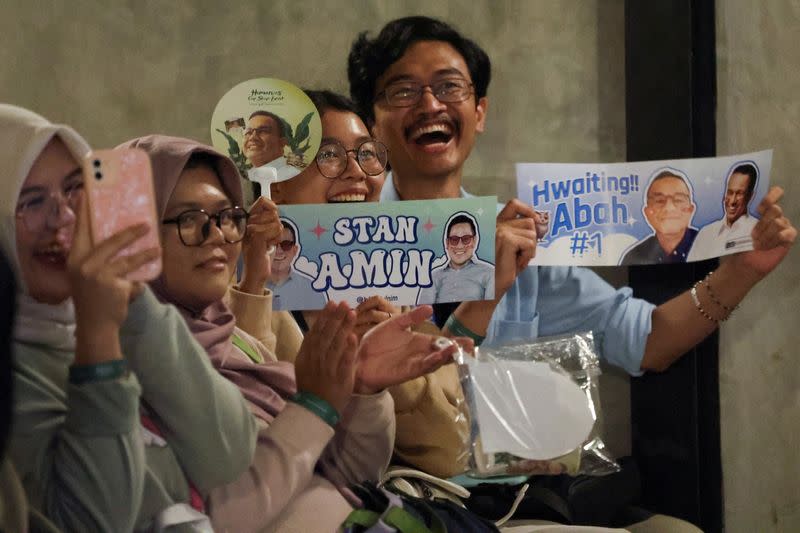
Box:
[268,197,497,310]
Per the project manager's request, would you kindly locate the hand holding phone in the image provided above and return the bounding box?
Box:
[82,149,162,281]
[68,190,160,365]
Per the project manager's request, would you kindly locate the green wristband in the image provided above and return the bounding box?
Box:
[69,359,128,385]
[290,391,341,427]
[444,314,486,346]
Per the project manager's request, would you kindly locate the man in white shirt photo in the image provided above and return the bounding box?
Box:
[688,163,759,261]
[243,110,301,182]
[266,220,327,310]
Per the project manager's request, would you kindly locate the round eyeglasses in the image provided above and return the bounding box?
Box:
[162,206,249,246]
[376,77,474,108]
[15,180,84,233]
[315,140,388,179]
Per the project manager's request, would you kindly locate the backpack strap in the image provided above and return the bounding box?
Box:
[231,333,264,364]
[520,485,572,523]
[342,507,436,533]
[343,484,447,533]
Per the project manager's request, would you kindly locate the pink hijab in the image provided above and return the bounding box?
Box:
[118,134,295,423]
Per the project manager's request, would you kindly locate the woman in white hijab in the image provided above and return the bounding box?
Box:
[0,104,257,532]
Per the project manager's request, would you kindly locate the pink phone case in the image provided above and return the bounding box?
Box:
[83,149,162,281]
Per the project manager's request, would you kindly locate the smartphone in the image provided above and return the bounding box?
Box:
[82,148,162,281]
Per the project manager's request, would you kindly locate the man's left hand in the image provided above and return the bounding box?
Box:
[727,186,796,281]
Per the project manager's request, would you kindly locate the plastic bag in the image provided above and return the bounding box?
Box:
[456,332,621,478]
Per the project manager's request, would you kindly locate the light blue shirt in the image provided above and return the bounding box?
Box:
[267,271,327,311]
[418,257,495,304]
[380,177,654,375]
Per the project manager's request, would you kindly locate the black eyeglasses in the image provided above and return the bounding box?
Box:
[315,140,388,179]
[162,206,249,246]
[376,77,474,108]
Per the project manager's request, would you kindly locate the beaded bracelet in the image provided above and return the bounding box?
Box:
[444,314,486,346]
[69,359,128,385]
[690,282,718,323]
[704,271,739,314]
[290,391,341,428]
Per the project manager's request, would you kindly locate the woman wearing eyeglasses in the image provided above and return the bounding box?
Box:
[0,106,257,532]
[269,91,472,480]
[270,90,402,339]
[122,133,460,532]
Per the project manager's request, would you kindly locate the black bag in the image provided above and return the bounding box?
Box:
[344,482,499,533]
[465,456,642,526]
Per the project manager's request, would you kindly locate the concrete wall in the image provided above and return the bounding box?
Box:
[0,0,632,456]
[716,2,800,531]
[0,0,626,199]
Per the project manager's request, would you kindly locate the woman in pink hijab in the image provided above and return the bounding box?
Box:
[123,134,460,532]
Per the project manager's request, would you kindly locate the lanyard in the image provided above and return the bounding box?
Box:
[231,333,264,364]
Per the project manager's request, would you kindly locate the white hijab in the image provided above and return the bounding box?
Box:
[0,104,90,351]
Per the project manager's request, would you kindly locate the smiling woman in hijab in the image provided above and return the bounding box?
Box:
[123,133,462,532]
[0,105,257,532]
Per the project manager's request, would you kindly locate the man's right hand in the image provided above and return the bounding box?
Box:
[495,199,540,300]
[444,199,541,341]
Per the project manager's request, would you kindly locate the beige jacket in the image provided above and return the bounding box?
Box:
[389,317,471,478]
[390,364,469,478]
[226,285,303,363]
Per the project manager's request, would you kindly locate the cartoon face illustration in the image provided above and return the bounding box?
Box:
[271,224,299,277]
[643,175,695,237]
[445,218,476,267]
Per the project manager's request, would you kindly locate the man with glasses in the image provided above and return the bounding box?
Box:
[348,15,795,374]
[243,111,300,182]
[418,213,494,304]
[345,16,795,531]
[266,220,327,310]
[620,169,698,265]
